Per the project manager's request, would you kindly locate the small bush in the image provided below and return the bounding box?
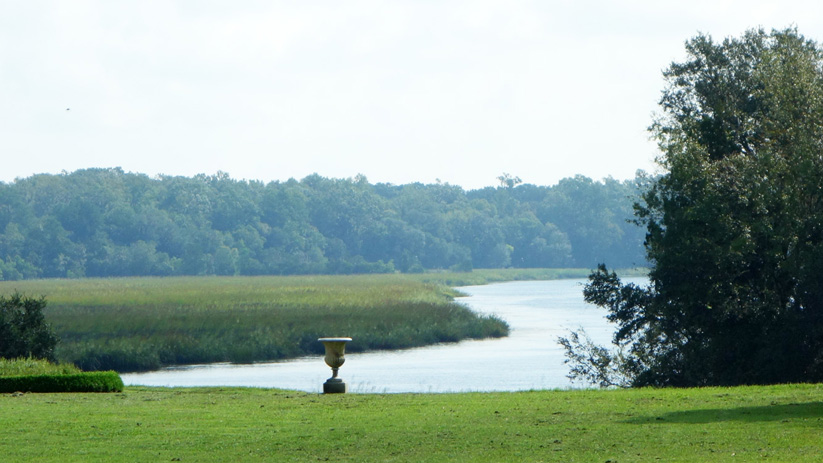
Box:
[0,371,124,393]
[0,292,58,361]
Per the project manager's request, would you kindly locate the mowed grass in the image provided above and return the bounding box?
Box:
[0,273,533,372]
[1,383,821,462]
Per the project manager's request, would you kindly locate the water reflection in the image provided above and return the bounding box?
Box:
[122,278,644,392]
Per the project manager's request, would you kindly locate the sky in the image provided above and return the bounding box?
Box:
[3,1,823,190]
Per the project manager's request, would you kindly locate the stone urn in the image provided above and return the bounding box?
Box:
[318,337,352,393]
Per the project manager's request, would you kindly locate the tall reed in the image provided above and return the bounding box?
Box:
[1,274,511,372]
[0,357,82,376]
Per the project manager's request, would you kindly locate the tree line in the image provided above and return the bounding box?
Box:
[0,169,648,280]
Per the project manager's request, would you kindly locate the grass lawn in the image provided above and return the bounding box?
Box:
[2,383,821,462]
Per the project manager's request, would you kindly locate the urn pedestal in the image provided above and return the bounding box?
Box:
[318,337,352,393]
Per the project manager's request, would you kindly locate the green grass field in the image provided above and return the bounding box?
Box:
[2,383,821,462]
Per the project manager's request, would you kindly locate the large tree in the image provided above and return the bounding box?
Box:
[568,28,823,387]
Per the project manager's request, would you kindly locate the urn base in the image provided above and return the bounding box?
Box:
[323,378,347,394]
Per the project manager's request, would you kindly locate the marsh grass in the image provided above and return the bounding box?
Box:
[0,272,540,372]
[411,267,597,287]
[1,383,821,461]
[0,357,82,376]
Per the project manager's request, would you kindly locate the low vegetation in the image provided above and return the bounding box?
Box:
[2,383,820,461]
[0,357,82,376]
[0,357,123,393]
[0,371,123,393]
[411,267,600,286]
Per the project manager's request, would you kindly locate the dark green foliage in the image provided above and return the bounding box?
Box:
[0,168,646,280]
[0,371,123,393]
[573,28,823,387]
[0,293,58,361]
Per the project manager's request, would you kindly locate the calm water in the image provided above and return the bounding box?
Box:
[122,278,644,392]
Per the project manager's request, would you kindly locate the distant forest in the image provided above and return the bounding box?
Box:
[0,168,649,280]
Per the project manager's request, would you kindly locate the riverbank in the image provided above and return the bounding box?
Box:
[122,278,628,392]
[2,270,599,372]
[3,383,819,461]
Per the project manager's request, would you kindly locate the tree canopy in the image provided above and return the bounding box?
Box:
[572,28,823,387]
[0,169,647,280]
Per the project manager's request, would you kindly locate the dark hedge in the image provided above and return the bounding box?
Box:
[0,371,123,393]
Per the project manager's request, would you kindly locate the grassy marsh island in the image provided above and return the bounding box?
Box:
[0,270,595,372]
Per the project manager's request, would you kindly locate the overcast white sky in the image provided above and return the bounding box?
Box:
[3,1,823,189]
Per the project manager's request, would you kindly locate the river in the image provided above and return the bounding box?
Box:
[122,278,644,392]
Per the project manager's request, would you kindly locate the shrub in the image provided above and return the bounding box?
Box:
[0,371,124,393]
[0,293,58,361]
